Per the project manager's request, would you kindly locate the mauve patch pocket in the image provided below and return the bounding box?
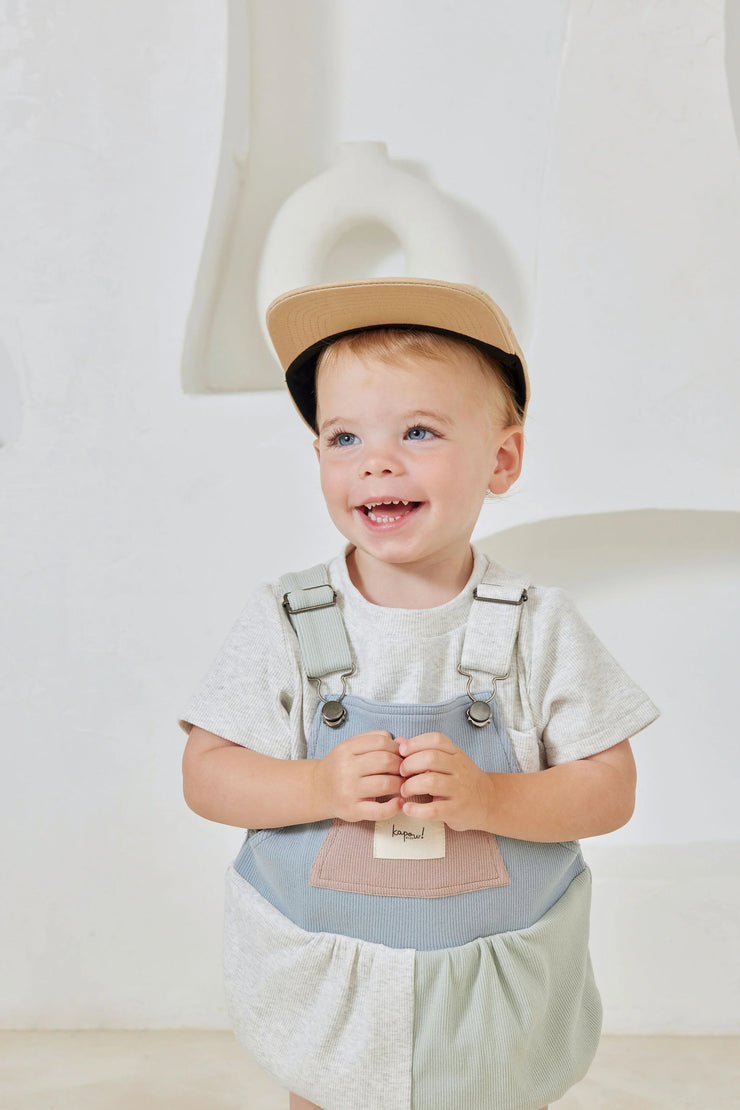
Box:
[309,816,510,898]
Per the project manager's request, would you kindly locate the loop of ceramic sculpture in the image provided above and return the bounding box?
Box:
[257,142,474,355]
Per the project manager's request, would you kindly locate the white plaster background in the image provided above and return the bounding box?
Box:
[0,0,738,1033]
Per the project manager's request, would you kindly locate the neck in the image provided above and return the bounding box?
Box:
[347,547,475,608]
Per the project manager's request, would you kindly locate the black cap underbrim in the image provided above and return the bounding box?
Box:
[285,324,527,433]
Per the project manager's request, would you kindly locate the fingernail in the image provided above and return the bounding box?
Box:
[398,742,407,755]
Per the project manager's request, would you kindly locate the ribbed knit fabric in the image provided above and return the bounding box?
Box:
[224,867,415,1110]
[234,693,585,950]
[180,547,660,775]
[413,868,601,1110]
[183,550,659,1109]
[280,566,353,679]
[309,819,511,898]
[224,863,601,1110]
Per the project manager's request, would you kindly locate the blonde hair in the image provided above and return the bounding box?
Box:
[315,327,523,427]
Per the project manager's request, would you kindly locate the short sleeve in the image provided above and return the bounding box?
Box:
[178,583,304,760]
[520,586,660,766]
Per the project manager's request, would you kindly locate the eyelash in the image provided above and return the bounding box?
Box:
[326,428,356,448]
[326,424,439,448]
[406,425,438,441]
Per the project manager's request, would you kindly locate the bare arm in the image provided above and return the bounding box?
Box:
[182,725,404,830]
[398,734,637,841]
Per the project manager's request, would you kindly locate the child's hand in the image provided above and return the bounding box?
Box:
[397,732,493,832]
[316,731,405,823]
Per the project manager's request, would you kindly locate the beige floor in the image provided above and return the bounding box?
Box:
[0,1031,738,1109]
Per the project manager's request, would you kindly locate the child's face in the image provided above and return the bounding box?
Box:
[313,347,523,581]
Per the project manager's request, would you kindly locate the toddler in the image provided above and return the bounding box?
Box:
[180,276,659,1110]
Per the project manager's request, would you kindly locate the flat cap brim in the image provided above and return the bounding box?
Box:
[266,276,529,431]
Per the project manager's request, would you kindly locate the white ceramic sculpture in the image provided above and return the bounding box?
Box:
[257,142,474,353]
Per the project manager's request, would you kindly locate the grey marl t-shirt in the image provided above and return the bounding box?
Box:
[179,547,659,775]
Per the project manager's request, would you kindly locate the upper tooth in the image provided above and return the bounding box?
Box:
[364,500,411,508]
[363,500,413,511]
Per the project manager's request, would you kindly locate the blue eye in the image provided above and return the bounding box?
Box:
[330,431,358,447]
[406,425,435,441]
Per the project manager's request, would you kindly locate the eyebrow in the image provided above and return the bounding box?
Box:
[407,409,455,428]
[319,409,455,435]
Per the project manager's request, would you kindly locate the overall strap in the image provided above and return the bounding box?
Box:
[279,564,353,680]
[459,563,529,686]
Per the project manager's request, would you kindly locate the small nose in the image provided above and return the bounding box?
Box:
[359,441,405,477]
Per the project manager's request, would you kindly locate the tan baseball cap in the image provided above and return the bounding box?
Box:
[265,276,529,431]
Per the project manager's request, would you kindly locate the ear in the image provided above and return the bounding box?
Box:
[488,426,524,495]
[313,438,320,462]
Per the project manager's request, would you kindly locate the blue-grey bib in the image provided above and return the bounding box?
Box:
[232,563,585,951]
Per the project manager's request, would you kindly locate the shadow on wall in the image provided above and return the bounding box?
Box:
[479,509,740,595]
[479,508,740,846]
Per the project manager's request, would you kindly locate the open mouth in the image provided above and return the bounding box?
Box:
[358,500,421,524]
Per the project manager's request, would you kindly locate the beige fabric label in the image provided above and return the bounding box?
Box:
[373,813,446,860]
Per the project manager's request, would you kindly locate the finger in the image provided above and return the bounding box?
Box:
[402,798,445,821]
[399,751,450,777]
[345,731,396,755]
[400,771,450,798]
[397,732,455,757]
[360,774,404,798]
[358,795,405,821]
[357,750,402,776]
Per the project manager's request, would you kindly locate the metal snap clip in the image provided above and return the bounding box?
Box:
[457,664,508,729]
[466,700,493,729]
[321,700,347,728]
[312,666,355,730]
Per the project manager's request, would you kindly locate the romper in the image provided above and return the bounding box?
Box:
[222,563,603,1110]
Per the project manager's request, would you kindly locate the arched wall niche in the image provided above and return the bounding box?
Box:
[181,0,339,394]
[478,508,740,846]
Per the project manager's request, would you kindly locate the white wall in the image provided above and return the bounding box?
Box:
[481,511,740,1032]
[1,0,738,1032]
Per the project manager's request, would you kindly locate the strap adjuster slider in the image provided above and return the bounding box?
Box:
[472,587,528,605]
[282,584,338,615]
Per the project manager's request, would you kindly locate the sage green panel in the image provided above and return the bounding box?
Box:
[412,869,602,1110]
